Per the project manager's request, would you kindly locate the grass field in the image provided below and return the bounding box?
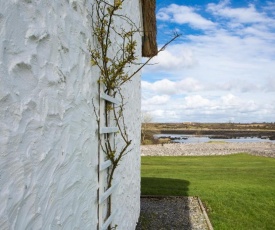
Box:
[141,154,275,230]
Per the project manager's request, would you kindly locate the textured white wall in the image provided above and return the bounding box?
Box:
[0,0,141,229]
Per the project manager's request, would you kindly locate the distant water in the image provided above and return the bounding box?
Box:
[155,134,275,144]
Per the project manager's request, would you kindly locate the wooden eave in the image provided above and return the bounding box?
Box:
[141,0,158,57]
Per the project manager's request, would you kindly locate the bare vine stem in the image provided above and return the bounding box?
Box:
[90,0,180,228]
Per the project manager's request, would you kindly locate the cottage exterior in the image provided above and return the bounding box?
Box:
[0,0,156,229]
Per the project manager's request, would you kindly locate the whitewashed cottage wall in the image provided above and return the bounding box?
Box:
[0,0,141,229]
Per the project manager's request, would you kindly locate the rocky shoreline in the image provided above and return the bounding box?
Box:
[141,142,275,158]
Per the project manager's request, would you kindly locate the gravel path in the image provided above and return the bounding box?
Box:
[136,196,212,230]
[141,142,275,158]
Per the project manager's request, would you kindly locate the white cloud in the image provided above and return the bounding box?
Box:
[221,94,239,107]
[184,95,213,108]
[145,28,275,81]
[242,25,275,40]
[157,4,215,30]
[142,1,275,122]
[264,2,275,14]
[177,78,204,92]
[264,77,275,92]
[207,2,273,24]
[142,79,175,95]
[141,90,275,122]
[216,80,260,93]
[146,44,197,72]
[142,95,170,106]
[142,78,203,95]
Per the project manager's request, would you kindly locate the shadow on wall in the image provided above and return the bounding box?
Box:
[141,177,190,196]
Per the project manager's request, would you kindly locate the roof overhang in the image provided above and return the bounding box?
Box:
[141,0,158,57]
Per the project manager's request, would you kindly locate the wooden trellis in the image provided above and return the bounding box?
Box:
[98,89,119,230]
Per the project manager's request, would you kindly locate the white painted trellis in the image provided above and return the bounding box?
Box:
[98,89,120,230]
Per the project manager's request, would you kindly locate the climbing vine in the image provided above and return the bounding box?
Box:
[90,0,179,228]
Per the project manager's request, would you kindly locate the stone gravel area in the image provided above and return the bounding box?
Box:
[136,196,212,230]
[141,142,275,158]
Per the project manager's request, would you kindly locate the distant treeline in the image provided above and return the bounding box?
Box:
[143,122,275,131]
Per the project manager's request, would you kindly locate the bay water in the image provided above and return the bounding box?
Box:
[155,134,275,144]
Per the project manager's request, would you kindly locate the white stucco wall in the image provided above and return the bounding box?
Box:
[0,0,141,229]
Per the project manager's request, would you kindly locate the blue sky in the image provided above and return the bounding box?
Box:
[141,0,275,123]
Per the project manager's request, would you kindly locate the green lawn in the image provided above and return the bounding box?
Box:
[141,154,275,230]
